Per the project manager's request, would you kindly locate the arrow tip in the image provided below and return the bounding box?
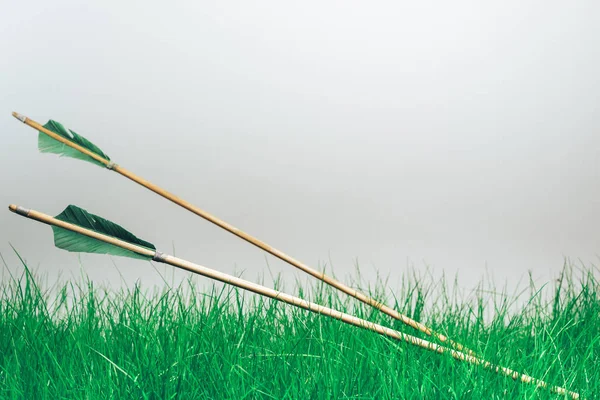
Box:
[12,112,27,123]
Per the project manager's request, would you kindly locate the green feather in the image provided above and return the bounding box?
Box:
[38,120,110,168]
[53,205,155,260]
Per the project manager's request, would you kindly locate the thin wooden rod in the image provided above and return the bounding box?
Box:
[11,112,468,354]
[7,204,580,400]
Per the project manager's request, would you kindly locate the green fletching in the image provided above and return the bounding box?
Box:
[38,120,110,168]
[53,205,155,260]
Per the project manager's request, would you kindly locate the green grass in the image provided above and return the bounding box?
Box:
[0,253,598,399]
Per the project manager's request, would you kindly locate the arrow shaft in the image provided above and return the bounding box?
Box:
[7,204,580,399]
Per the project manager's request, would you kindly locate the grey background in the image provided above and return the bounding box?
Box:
[1,1,598,295]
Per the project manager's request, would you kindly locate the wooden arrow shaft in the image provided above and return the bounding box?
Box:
[7,204,579,399]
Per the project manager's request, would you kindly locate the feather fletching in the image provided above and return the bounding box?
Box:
[53,205,155,260]
[38,120,110,167]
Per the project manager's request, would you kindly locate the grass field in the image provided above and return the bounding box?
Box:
[0,254,597,399]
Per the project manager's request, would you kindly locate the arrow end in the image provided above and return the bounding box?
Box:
[12,112,27,123]
[8,205,31,216]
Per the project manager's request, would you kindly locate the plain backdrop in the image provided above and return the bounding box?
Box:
[1,1,598,298]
